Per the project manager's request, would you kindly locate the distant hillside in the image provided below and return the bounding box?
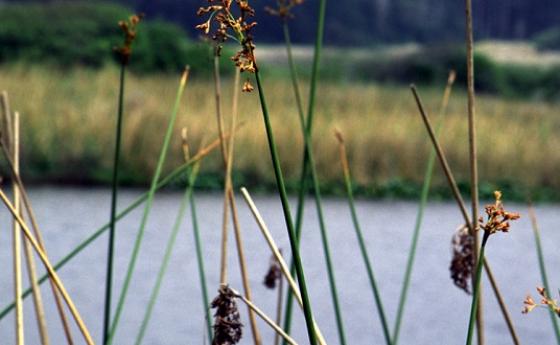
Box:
[5,0,558,46]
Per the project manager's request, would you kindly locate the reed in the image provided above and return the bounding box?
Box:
[0,104,75,343]
[463,0,484,342]
[0,134,225,320]
[107,68,190,344]
[240,187,327,345]
[528,206,560,344]
[134,158,202,345]
[11,111,24,345]
[103,14,143,343]
[334,130,391,345]
[392,71,455,344]
[0,189,95,344]
[411,85,521,344]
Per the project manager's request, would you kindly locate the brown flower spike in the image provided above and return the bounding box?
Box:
[265,0,305,20]
[450,225,475,294]
[196,0,258,92]
[523,287,560,318]
[263,253,282,289]
[479,191,520,236]
[114,13,144,65]
[211,285,243,345]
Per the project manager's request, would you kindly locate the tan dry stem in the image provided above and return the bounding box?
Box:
[0,189,94,345]
[240,187,327,345]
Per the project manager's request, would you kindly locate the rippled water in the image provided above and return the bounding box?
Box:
[0,186,558,344]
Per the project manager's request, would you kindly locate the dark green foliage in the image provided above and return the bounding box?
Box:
[534,27,560,51]
[0,2,209,73]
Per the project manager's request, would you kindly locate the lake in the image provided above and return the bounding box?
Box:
[0,187,557,344]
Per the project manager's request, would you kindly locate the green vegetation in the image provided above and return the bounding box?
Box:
[0,2,210,73]
[1,64,559,201]
[534,27,560,51]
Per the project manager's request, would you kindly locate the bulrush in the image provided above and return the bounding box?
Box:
[479,191,520,235]
[263,253,282,290]
[196,0,257,91]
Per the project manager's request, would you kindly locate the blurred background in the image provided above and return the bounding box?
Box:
[0,0,559,200]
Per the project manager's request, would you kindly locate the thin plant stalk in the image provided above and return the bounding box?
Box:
[255,69,318,345]
[11,111,24,345]
[190,179,212,343]
[0,134,226,320]
[134,162,201,345]
[107,68,190,344]
[334,131,391,345]
[392,71,456,344]
[464,0,483,342]
[411,86,520,344]
[13,112,50,345]
[0,189,94,345]
[466,233,490,345]
[0,121,74,344]
[528,206,560,344]
[274,272,284,345]
[212,60,261,343]
[103,60,126,345]
[0,107,73,344]
[240,187,327,345]
[280,2,348,342]
[214,52,230,286]
[229,287,298,345]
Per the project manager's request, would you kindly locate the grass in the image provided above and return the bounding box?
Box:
[0,64,559,200]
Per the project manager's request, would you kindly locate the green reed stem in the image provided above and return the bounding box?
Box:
[281,0,327,337]
[393,73,455,344]
[466,232,489,345]
[255,69,317,345]
[190,181,213,343]
[107,69,190,345]
[337,136,390,345]
[0,146,219,320]
[134,163,200,345]
[280,15,347,345]
[529,207,560,344]
[103,62,126,345]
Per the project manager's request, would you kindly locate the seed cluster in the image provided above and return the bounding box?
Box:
[479,191,520,235]
[114,14,144,65]
[196,0,257,91]
[211,285,243,345]
[450,225,474,294]
[523,287,560,317]
[263,253,282,289]
[265,0,305,20]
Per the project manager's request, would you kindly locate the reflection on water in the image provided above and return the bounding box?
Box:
[0,186,557,344]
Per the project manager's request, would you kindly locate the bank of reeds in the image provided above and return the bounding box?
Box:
[0,65,558,199]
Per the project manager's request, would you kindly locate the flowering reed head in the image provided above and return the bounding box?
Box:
[114,13,144,65]
[523,287,560,317]
[479,191,520,236]
[265,0,304,20]
[450,225,474,294]
[211,285,243,345]
[263,252,282,289]
[196,0,257,91]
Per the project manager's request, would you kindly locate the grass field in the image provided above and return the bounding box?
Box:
[1,64,559,199]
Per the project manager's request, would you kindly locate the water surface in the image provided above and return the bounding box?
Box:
[0,187,557,344]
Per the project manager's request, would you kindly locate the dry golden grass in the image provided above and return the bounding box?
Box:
[1,64,559,193]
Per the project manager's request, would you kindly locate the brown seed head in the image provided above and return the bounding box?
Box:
[263,252,282,289]
[265,0,304,20]
[449,225,474,294]
[114,13,144,65]
[196,0,258,91]
[479,191,520,236]
[211,285,243,345]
